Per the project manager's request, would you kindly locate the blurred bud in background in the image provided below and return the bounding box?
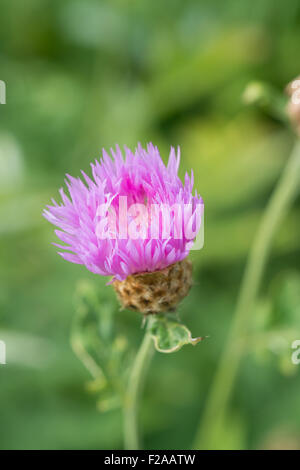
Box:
[286,76,300,136]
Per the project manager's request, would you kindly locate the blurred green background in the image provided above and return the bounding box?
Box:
[1,0,300,450]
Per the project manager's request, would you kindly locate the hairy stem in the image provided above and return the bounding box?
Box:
[123,317,155,450]
[194,139,300,449]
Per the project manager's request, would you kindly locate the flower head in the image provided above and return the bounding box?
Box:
[43,143,203,282]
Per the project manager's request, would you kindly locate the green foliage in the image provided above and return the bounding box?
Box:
[149,315,205,353]
[1,0,300,450]
[71,280,130,412]
[247,272,300,376]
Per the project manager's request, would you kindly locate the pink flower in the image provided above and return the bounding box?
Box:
[43,143,203,281]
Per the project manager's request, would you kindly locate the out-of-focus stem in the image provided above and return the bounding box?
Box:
[194,140,300,449]
[123,317,154,450]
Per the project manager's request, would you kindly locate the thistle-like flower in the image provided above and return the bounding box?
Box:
[43,143,203,313]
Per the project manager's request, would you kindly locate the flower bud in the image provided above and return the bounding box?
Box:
[286,76,300,136]
[113,258,193,315]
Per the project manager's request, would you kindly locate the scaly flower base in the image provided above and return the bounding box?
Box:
[113,258,193,314]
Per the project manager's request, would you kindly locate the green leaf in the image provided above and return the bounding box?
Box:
[71,280,130,408]
[247,272,300,376]
[149,315,206,353]
[271,272,300,328]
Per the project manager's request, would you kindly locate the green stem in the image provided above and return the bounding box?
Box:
[123,317,155,450]
[194,139,300,449]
